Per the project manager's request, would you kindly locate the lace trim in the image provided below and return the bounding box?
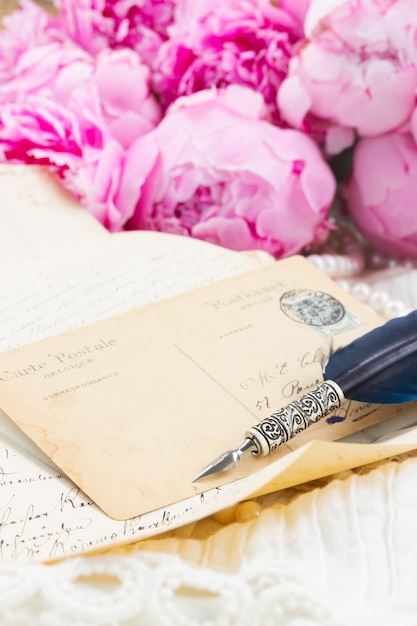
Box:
[0,553,340,626]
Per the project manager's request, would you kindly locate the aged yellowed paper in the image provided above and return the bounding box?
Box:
[0,165,107,264]
[0,255,411,521]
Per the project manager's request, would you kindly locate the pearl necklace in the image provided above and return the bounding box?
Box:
[306,231,411,320]
[337,280,410,320]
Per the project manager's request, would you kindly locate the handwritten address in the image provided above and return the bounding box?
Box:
[239,347,329,413]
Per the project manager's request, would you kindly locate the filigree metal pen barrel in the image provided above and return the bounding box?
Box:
[193,310,417,482]
[193,381,344,481]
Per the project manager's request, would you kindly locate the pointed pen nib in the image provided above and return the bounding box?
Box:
[192,437,258,482]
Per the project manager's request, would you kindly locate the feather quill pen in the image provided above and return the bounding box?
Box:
[193,310,417,482]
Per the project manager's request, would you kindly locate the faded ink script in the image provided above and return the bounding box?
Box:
[0,232,263,564]
[0,438,251,564]
[0,231,262,352]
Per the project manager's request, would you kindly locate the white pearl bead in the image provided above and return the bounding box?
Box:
[307,253,364,279]
[368,252,387,269]
[387,257,401,268]
[383,300,407,319]
[339,256,355,276]
[307,254,324,272]
[368,290,390,312]
[336,279,350,291]
[350,282,371,302]
[352,253,365,273]
[321,254,339,276]
[307,252,409,320]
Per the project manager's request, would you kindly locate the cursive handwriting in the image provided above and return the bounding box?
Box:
[281,377,322,400]
[240,361,289,391]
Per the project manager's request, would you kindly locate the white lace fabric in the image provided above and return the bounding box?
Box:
[2,456,417,626]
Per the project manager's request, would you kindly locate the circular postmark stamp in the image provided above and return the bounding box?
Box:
[280,290,345,327]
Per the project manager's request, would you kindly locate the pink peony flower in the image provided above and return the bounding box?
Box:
[278,0,311,36]
[0,0,64,75]
[0,37,161,146]
[88,48,162,145]
[65,133,159,230]
[346,133,417,258]
[0,94,157,231]
[126,86,336,258]
[153,0,299,122]
[56,0,176,66]
[0,97,84,168]
[278,0,417,152]
[0,42,92,105]
[0,40,161,230]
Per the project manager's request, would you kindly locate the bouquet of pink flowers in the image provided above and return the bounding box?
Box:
[1,0,416,258]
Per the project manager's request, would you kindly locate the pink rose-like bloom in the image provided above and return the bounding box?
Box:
[278,0,417,152]
[0,97,84,168]
[65,132,159,231]
[0,42,161,230]
[0,41,161,148]
[0,0,64,76]
[89,48,162,146]
[153,0,299,122]
[56,0,176,66]
[346,133,417,258]
[0,42,91,105]
[0,95,157,231]
[278,0,311,36]
[126,87,336,258]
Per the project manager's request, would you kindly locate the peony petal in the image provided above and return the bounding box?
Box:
[132,86,335,258]
[347,132,417,257]
[277,75,312,129]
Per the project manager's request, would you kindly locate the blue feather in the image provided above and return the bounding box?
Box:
[324,310,417,404]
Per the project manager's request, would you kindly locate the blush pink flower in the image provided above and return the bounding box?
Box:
[0,42,92,105]
[0,0,64,74]
[126,86,336,258]
[0,97,84,168]
[346,133,417,258]
[277,0,311,36]
[88,48,162,146]
[278,0,417,153]
[153,0,299,122]
[0,95,157,231]
[0,40,161,231]
[0,39,161,147]
[56,0,176,66]
[65,133,159,231]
